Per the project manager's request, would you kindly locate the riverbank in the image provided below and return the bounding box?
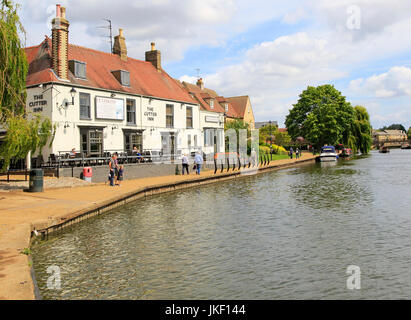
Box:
[0,154,315,300]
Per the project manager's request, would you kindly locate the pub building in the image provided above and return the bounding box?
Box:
[24,4,225,165]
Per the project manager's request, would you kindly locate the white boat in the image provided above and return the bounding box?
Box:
[318,146,339,162]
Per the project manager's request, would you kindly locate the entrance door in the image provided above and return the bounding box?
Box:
[124,131,143,154]
[161,133,176,160]
[80,128,103,157]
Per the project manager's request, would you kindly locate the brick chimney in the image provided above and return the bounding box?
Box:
[51,4,69,79]
[196,78,204,90]
[113,29,127,61]
[145,42,161,71]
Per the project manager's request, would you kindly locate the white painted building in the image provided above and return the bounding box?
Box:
[24,5,224,162]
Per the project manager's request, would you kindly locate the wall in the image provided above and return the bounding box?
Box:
[59,162,215,183]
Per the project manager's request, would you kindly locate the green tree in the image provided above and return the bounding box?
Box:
[258,124,277,145]
[273,131,291,147]
[285,85,354,148]
[351,106,372,154]
[380,124,406,132]
[224,119,250,153]
[0,0,54,170]
[407,127,411,139]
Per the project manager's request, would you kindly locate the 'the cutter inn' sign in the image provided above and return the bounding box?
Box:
[29,94,47,112]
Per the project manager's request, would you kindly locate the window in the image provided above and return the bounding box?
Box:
[126,99,136,125]
[121,71,130,86]
[166,104,174,128]
[224,103,228,112]
[187,134,192,148]
[194,135,197,147]
[69,60,87,79]
[209,99,214,109]
[111,70,130,86]
[79,93,91,119]
[186,106,193,128]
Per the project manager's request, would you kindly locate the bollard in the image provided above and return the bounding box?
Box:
[28,168,44,192]
[83,167,92,182]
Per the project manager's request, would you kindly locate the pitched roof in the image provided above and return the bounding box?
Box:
[181,81,225,114]
[24,37,197,104]
[225,96,250,118]
[181,81,245,118]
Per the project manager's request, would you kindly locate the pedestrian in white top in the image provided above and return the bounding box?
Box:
[194,152,203,175]
[182,154,189,175]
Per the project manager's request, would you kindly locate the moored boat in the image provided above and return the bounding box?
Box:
[401,143,411,149]
[318,146,339,162]
[340,148,353,158]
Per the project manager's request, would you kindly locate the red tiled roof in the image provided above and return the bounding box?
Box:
[181,81,244,118]
[181,81,225,114]
[225,96,250,118]
[24,37,197,104]
[278,128,288,133]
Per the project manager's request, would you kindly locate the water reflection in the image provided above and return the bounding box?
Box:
[32,149,411,299]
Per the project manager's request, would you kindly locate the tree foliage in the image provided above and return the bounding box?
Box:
[0,0,27,119]
[0,0,55,170]
[379,123,406,132]
[351,106,372,154]
[285,85,372,154]
[258,124,277,145]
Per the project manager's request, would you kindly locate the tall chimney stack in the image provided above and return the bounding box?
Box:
[113,29,127,61]
[51,4,69,79]
[196,78,204,90]
[145,42,161,71]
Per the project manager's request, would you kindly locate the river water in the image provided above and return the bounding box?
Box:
[32,149,411,299]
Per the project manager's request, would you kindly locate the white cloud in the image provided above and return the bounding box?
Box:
[350,67,411,98]
[17,0,411,127]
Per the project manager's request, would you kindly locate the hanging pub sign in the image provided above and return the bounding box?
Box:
[28,94,47,112]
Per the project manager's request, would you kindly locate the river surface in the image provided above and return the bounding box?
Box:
[32,149,411,299]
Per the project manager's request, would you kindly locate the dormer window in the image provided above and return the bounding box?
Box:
[224,103,228,112]
[209,99,214,109]
[112,70,130,87]
[69,60,87,79]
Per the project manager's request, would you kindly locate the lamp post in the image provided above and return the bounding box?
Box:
[65,87,77,106]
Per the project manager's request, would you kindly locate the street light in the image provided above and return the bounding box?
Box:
[65,87,77,106]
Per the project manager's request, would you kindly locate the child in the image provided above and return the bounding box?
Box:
[116,165,124,186]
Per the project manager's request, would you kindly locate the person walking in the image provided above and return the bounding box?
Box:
[116,165,124,186]
[289,147,294,159]
[194,152,203,175]
[296,147,300,159]
[108,153,118,186]
[181,154,189,175]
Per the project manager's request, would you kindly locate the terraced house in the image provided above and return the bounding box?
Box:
[24,5,225,163]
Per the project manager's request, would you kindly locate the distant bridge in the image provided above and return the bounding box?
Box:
[375,140,408,148]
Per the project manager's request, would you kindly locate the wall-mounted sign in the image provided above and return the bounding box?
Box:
[95,96,124,120]
[205,116,219,123]
[28,94,47,112]
[144,106,157,121]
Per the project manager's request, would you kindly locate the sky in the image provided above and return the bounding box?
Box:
[17,0,411,129]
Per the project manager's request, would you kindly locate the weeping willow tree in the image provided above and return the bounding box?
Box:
[0,0,54,171]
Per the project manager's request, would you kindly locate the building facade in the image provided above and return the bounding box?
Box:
[24,5,223,162]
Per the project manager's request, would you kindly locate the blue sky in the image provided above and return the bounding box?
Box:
[18,0,411,129]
